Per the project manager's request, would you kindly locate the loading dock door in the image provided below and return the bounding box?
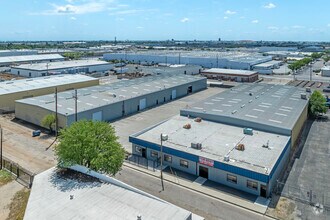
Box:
[139,98,146,110]
[92,111,102,121]
[171,89,177,99]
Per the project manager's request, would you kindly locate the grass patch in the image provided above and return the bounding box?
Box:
[0,170,13,186]
[6,188,30,220]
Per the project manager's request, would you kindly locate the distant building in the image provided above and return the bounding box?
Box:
[15,74,207,128]
[0,50,37,57]
[24,166,202,220]
[0,54,64,67]
[11,60,113,78]
[0,74,98,113]
[252,60,283,75]
[201,68,258,82]
[103,51,272,70]
[321,66,330,77]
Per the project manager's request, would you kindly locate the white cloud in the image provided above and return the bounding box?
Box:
[180,17,189,23]
[268,26,278,30]
[292,25,305,29]
[223,16,228,20]
[70,16,77,20]
[33,0,133,15]
[136,26,144,29]
[264,3,276,9]
[251,20,259,23]
[225,10,236,15]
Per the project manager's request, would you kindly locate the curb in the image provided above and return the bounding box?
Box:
[123,163,278,219]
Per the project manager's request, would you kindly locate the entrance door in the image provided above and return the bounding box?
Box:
[187,86,192,94]
[199,166,208,179]
[141,148,147,158]
[139,98,146,110]
[171,89,177,99]
[260,184,267,197]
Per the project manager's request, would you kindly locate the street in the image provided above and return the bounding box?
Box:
[116,166,274,220]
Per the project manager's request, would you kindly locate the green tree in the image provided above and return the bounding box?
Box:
[55,120,125,175]
[309,90,327,117]
[41,114,56,133]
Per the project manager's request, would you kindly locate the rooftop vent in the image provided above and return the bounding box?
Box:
[301,93,307,100]
[235,144,245,151]
[231,110,237,114]
[191,142,202,150]
[183,123,191,129]
[306,87,311,93]
[249,92,253,96]
[262,140,270,148]
[194,117,202,122]
[224,155,230,162]
[137,215,142,220]
[249,100,253,103]
[241,104,245,108]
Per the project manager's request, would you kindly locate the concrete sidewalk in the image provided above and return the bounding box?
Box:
[124,162,270,215]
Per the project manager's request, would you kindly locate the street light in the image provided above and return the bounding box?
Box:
[160,133,168,191]
[309,64,313,81]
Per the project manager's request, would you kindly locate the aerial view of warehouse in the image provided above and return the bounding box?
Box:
[15,74,207,128]
[201,68,259,82]
[0,54,65,66]
[103,51,272,70]
[129,84,309,197]
[10,60,113,77]
[0,74,98,112]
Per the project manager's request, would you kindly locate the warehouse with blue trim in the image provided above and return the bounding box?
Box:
[129,84,308,197]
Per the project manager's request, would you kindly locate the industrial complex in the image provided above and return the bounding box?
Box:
[11,60,113,77]
[0,54,65,66]
[129,83,308,197]
[0,74,99,112]
[103,51,272,70]
[201,68,259,82]
[15,74,207,128]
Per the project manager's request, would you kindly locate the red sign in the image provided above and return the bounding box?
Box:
[199,157,214,167]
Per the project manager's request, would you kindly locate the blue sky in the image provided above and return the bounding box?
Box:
[1,0,330,41]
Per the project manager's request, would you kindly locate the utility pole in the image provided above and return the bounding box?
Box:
[310,64,312,81]
[179,53,181,65]
[55,87,58,137]
[73,89,78,122]
[0,124,2,170]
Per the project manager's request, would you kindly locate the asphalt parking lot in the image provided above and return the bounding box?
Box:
[283,111,330,219]
[112,87,225,152]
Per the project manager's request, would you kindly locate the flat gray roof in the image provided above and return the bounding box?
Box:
[135,115,290,174]
[0,54,64,65]
[180,84,308,134]
[13,60,110,71]
[16,74,205,116]
[253,60,283,68]
[24,166,195,220]
[0,74,98,95]
[202,68,258,76]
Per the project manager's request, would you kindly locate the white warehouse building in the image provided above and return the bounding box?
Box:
[103,51,272,70]
[11,60,114,77]
[0,49,38,57]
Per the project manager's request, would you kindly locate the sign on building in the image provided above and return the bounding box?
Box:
[199,157,214,167]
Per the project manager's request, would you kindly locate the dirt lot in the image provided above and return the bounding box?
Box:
[0,114,56,174]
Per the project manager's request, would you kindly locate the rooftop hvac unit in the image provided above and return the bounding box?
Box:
[243,128,253,135]
[224,155,230,162]
[191,142,202,150]
[306,87,311,92]
[301,93,307,100]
